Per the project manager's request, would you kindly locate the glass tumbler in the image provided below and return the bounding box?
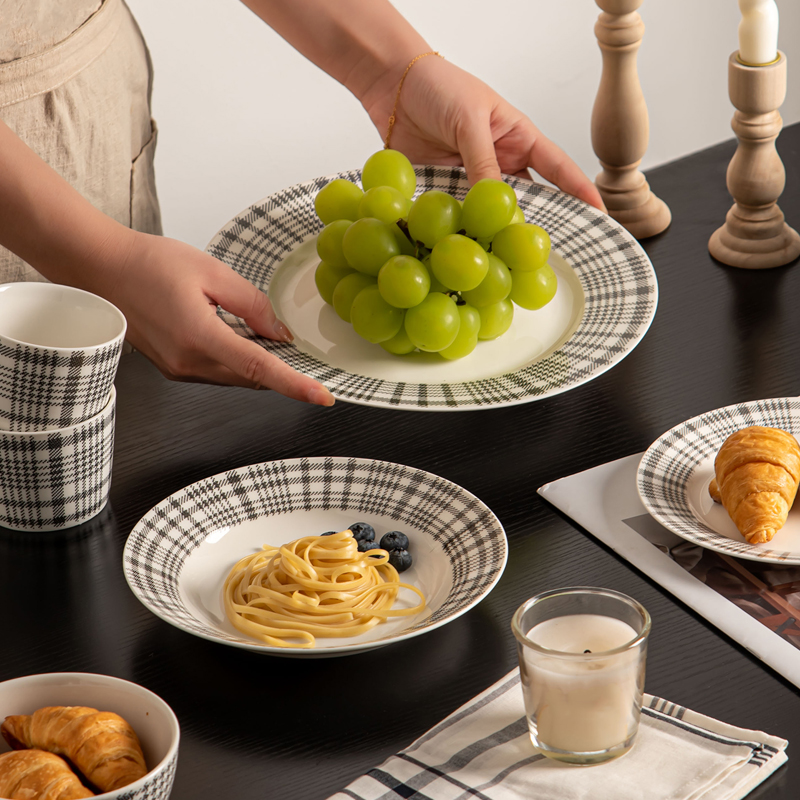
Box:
[511,586,651,765]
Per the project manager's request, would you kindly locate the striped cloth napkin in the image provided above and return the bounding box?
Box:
[328,669,787,800]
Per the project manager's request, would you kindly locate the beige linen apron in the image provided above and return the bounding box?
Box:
[0,0,162,283]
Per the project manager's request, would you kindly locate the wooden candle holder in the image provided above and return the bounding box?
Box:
[709,51,800,269]
[591,0,671,240]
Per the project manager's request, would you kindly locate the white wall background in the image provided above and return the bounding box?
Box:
[126,0,800,251]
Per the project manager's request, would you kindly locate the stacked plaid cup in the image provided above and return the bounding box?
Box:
[0,283,126,532]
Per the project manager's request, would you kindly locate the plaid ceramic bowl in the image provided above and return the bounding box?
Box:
[0,387,116,531]
[0,282,125,432]
[0,672,179,800]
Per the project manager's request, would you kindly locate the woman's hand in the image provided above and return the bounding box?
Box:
[365,56,606,211]
[109,232,335,404]
[240,0,604,209]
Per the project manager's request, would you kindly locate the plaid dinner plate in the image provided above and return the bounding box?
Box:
[123,456,507,657]
[637,397,800,564]
[206,166,657,411]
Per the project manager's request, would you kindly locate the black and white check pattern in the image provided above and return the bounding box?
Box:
[112,751,178,800]
[206,167,657,411]
[326,669,787,800]
[123,457,507,653]
[0,337,122,431]
[0,388,116,531]
[637,397,800,563]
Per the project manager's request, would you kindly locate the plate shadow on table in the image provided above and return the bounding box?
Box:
[127,600,507,758]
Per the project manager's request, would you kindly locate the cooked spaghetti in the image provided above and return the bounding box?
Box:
[223,530,426,648]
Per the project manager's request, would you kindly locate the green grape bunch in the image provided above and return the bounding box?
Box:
[313,149,558,360]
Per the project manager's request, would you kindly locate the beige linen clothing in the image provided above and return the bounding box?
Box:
[0,0,162,283]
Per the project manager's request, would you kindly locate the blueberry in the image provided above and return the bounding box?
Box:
[380,531,409,551]
[358,539,381,554]
[320,531,337,536]
[349,522,375,543]
[388,549,413,572]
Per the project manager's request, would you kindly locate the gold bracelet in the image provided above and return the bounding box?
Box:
[384,51,444,149]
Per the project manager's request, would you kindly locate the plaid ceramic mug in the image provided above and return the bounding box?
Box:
[0,282,126,432]
[0,387,116,532]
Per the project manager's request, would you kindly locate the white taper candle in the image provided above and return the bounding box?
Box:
[738,0,779,66]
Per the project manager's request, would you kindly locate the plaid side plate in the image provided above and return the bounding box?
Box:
[328,669,787,800]
[637,397,800,563]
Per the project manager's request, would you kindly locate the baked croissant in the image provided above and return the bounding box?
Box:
[0,749,94,800]
[709,425,800,543]
[1,707,147,792]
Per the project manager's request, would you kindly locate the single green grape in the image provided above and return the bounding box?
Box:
[357,186,411,224]
[316,219,352,268]
[314,179,363,225]
[315,261,356,305]
[362,150,416,199]
[439,304,481,360]
[510,206,525,224]
[342,218,401,276]
[350,284,405,343]
[491,223,551,272]
[378,255,431,308]
[461,179,517,239]
[430,234,489,292]
[332,272,376,322]
[509,264,558,310]
[404,292,460,352]
[407,190,462,249]
[461,253,512,307]
[478,299,514,340]
[380,325,417,355]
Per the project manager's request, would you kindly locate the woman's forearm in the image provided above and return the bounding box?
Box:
[0,120,131,296]
[238,0,429,116]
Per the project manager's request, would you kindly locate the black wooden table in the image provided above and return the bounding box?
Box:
[3,124,800,800]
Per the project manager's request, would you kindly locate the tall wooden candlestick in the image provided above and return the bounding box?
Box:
[591,0,670,240]
[708,52,800,269]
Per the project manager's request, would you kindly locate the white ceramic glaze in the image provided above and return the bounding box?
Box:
[0,282,126,349]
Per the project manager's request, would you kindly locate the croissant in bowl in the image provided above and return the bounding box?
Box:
[0,749,94,800]
[1,706,147,794]
[709,425,800,544]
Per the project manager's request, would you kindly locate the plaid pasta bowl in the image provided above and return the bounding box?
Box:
[123,456,508,657]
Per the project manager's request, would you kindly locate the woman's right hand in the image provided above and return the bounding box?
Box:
[108,231,335,405]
